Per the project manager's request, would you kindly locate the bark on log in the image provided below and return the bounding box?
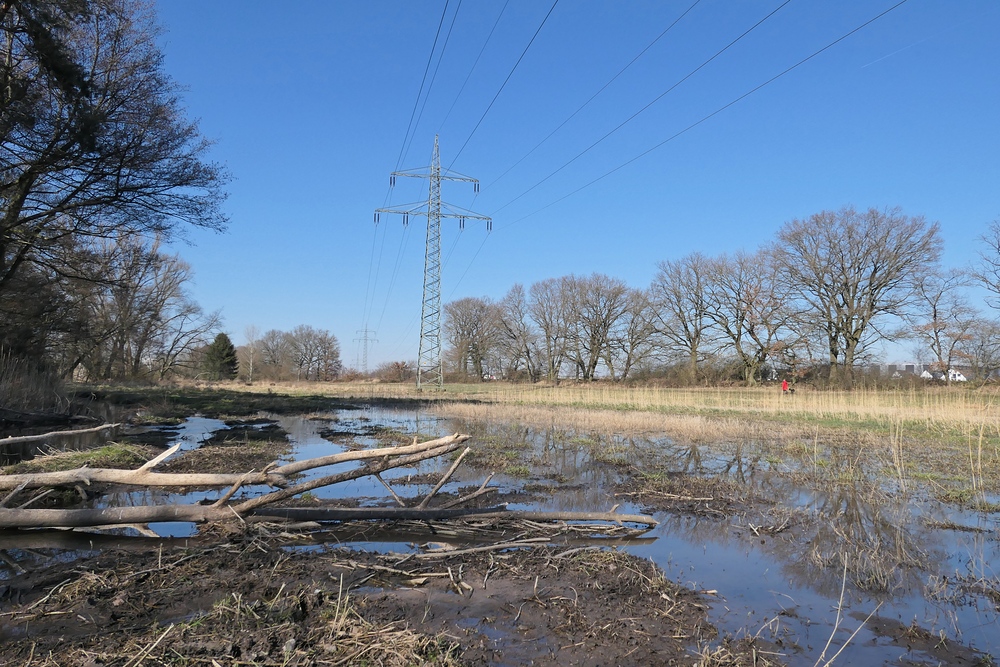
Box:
[256,507,658,526]
[0,433,470,491]
[0,467,289,491]
[0,434,473,528]
[0,504,657,529]
[0,423,120,447]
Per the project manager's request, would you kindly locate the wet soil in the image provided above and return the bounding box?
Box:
[157,421,291,476]
[2,388,997,665]
[0,535,731,666]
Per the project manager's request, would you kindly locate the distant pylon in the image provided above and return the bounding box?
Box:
[354,329,377,375]
[375,136,491,389]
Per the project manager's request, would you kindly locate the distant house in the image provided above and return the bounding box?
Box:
[948,369,967,382]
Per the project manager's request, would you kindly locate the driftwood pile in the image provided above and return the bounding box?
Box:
[0,431,657,534]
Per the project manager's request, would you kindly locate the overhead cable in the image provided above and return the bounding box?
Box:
[496,0,913,231]
[485,0,703,191]
[491,0,793,215]
[448,0,560,169]
[438,0,511,134]
[403,0,465,165]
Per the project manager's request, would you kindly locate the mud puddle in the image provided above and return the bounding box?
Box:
[437,414,1000,666]
[2,402,998,665]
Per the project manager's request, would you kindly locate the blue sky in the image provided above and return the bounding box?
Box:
[154,0,999,368]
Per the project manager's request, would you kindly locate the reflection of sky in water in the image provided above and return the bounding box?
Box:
[16,403,999,664]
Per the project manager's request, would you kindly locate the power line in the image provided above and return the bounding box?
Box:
[364,2,453,334]
[360,219,381,328]
[438,0,511,134]
[448,0,560,170]
[446,232,490,300]
[394,0,452,173]
[496,0,913,232]
[485,0,703,192]
[491,0,793,216]
[403,0,465,166]
[374,220,413,335]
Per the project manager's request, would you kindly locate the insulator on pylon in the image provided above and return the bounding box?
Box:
[474,182,479,194]
[374,211,379,224]
[403,213,409,225]
[459,216,465,230]
[487,219,492,231]
[390,175,395,187]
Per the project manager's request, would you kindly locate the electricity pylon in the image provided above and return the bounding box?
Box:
[375,136,491,389]
[354,328,377,375]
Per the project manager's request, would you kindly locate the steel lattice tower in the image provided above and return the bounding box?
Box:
[375,136,490,389]
[353,329,377,375]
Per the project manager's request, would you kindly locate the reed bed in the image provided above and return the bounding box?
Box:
[231,381,1000,442]
[432,401,808,445]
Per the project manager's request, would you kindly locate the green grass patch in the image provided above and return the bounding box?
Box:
[2,443,151,474]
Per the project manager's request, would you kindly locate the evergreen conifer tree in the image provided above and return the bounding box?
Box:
[204,333,238,380]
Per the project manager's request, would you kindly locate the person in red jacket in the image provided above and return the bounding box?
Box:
[782,379,789,394]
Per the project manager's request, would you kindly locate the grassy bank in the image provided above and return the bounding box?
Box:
[73,381,1000,497]
[213,380,1000,440]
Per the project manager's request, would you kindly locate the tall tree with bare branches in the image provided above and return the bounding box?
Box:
[0,0,227,296]
[774,207,941,386]
[649,253,713,383]
[705,249,793,385]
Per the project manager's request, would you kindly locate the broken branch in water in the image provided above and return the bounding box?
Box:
[0,423,120,447]
[0,431,658,536]
[0,433,471,491]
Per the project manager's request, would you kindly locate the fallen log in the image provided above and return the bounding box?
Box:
[0,423,120,447]
[0,433,470,491]
[0,434,472,529]
[0,504,658,530]
[0,430,658,535]
[256,506,658,527]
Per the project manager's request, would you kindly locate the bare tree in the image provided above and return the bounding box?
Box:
[529,277,572,382]
[774,206,941,386]
[604,287,656,381]
[495,284,542,382]
[149,302,221,380]
[443,296,499,381]
[239,325,260,384]
[563,273,631,381]
[957,319,1000,384]
[649,253,713,383]
[45,234,218,381]
[287,325,341,381]
[906,269,977,381]
[259,329,292,379]
[0,0,227,297]
[975,218,1000,309]
[704,249,793,385]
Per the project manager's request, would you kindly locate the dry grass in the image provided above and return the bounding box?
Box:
[0,350,66,414]
[433,401,809,445]
[218,380,1000,437]
[147,381,1000,491]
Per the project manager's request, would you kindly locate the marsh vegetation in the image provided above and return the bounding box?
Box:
[1,382,998,665]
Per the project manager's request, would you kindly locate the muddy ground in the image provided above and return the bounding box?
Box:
[1,388,996,665]
[0,532,746,666]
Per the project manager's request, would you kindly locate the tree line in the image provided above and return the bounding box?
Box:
[444,207,1000,387]
[238,326,342,383]
[1,0,226,389]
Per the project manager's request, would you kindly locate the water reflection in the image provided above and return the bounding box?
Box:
[1,404,997,664]
[430,412,999,664]
[0,424,125,465]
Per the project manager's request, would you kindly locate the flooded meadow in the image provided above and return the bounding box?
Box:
[1,394,997,666]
